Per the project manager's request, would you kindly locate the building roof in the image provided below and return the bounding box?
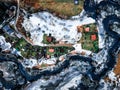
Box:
[85,27,90,32]
[46,36,52,42]
[91,34,97,41]
[49,48,54,53]
[77,26,83,32]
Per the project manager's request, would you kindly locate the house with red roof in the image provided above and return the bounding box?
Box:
[91,34,97,41]
[49,48,54,53]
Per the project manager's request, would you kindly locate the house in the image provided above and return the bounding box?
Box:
[85,27,90,32]
[46,36,52,42]
[49,48,54,53]
[77,26,83,32]
[91,34,97,41]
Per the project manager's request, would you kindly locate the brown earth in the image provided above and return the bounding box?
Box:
[104,53,120,82]
[20,0,83,18]
[113,53,120,75]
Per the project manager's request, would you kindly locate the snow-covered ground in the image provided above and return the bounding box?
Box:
[38,57,56,65]
[108,71,117,81]
[24,60,92,90]
[73,44,92,56]
[97,19,106,49]
[22,59,37,68]
[0,36,11,51]
[22,57,57,68]
[22,11,95,46]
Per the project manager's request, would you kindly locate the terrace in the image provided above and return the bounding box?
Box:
[2,32,74,61]
[77,23,99,53]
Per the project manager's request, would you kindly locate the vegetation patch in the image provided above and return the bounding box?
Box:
[78,23,99,52]
[2,33,74,59]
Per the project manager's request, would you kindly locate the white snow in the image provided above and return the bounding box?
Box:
[97,19,106,49]
[11,48,22,56]
[24,79,46,90]
[94,0,104,4]
[60,74,82,90]
[0,36,11,51]
[22,57,57,68]
[23,59,37,68]
[99,79,108,90]
[38,57,56,65]
[73,44,92,55]
[108,71,117,81]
